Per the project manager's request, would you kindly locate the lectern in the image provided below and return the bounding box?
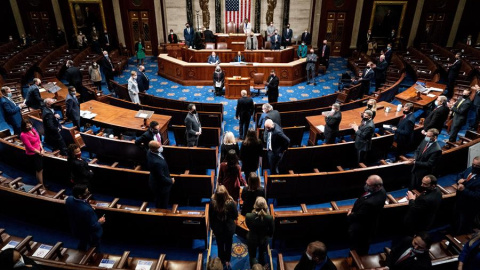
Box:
[225,77,250,99]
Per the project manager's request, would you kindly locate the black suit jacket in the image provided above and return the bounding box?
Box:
[384,49,393,64]
[324,110,342,143]
[168,33,178,43]
[135,129,156,150]
[232,55,246,62]
[209,201,238,236]
[294,254,337,270]
[213,71,225,88]
[348,188,387,232]
[451,97,472,127]
[448,60,462,79]
[472,90,480,107]
[355,119,375,151]
[236,96,254,119]
[270,34,281,49]
[146,150,173,194]
[404,188,442,232]
[100,56,114,77]
[320,44,330,59]
[137,71,149,92]
[267,75,279,99]
[26,84,43,109]
[301,32,311,45]
[69,158,93,185]
[185,112,201,143]
[423,105,449,132]
[266,110,282,126]
[386,237,432,270]
[412,141,441,180]
[395,113,415,145]
[203,30,215,43]
[65,66,83,86]
[245,213,274,244]
[362,68,375,82]
[264,124,290,155]
[42,106,62,144]
[375,60,388,80]
[456,166,480,209]
[65,94,80,125]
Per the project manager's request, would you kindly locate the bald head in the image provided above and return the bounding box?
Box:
[44,98,55,107]
[366,175,383,192]
[241,90,247,97]
[149,140,161,152]
[265,119,274,130]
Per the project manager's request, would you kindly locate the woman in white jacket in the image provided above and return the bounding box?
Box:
[128,71,140,104]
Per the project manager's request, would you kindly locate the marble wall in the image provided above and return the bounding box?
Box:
[164,0,188,40]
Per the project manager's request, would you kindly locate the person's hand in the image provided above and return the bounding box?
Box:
[405,159,414,164]
[98,216,106,224]
[195,131,201,135]
[347,208,352,216]
[458,179,465,185]
[407,190,416,200]
[112,68,115,72]
[350,123,358,131]
[457,184,465,191]
[54,114,60,119]
[172,177,175,184]
[421,130,426,135]
[392,127,397,131]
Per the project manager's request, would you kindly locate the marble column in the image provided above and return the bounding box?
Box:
[154,0,165,44]
[215,0,221,32]
[186,0,193,27]
[350,0,364,49]
[112,0,125,45]
[282,0,290,28]
[311,0,322,48]
[408,0,424,47]
[254,0,260,33]
[50,0,64,30]
[447,0,466,47]
[9,0,25,36]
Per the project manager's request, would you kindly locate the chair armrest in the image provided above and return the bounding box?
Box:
[154,254,166,270]
[78,247,96,265]
[44,242,63,260]
[350,250,364,269]
[116,251,130,268]
[195,253,203,270]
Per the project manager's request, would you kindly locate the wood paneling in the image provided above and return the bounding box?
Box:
[17,0,56,41]
[415,0,459,46]
[455,0,480,44]
[0,1,18,41]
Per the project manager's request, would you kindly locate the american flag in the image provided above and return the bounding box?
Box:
[225,0,251,30]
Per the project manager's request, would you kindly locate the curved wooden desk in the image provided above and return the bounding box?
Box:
[181,47,295,63]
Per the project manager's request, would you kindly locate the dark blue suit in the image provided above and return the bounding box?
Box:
[136,71,150,92]
[42,106,66,154]
[394,112,415,157]
[146,150,173,209]
[264,124,290,174]
[207,55,220,64]
[25,84,43,109]
[0,96,22,135]
[454,166,480,234]
[184,27,195,47]
[65,93,80,128]
[270,34,281,50]
[65,196,103,250]
[361,68,374,97]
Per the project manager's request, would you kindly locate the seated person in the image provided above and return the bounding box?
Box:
[232,51,246,62]
[207,51,220,64]
[245,32,258,50]
[385,232,432,270]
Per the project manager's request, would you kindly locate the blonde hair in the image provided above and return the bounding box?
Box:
[223,131,236,145]
[252,197,269,219]
[367,99,377,112]
[131,71,137,76]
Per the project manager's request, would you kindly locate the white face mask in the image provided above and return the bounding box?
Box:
[159,146,164,153]
[306,252,313,261]
[14,256,25,268]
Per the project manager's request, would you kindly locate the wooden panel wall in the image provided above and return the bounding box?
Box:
[455,0,480,44]
[17,0,57,41]
[415,0,459,46]
[0,1,18,41]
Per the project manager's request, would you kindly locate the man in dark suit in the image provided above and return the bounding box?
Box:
[384,43,393,64]
[469,85,480,131]
[347,175,386,255]
[266,70,279,103]
[359,62,375,97]
[167,29,178,43]
[184,22,195,47]
[393,103,415,158]
[385,233,433,270]
[0,86,24,135]
[42,98,67,155]
[453,156,480,235]
[147,141,174,209]
[404,175,442,235]
[282,24,293,46]
[100,51,115,92]
[203,27,215,43]
[294,241,337,270]
[323,103,342,144]
[65,184,105,250]
[320,40,331,70]
[270,30,281,50]
[232,51,246,62]
[351,110,375,164]
[65,60,85,102]
[300,29,311,45]
[236,90,254,140]
[409,128,442,190]
[264,119,290,174]
[448,88,472,142]
[101,30,111,51]
[135,121,162,151]
[374,54,388,91]
[136,65,150,93]
[445,53,462,98]
[258,103,281,128]
[65,86,81,129]
[422,96,449,135]
[25,78,44,109]
[185,103,202,147]
[207,51,220,64]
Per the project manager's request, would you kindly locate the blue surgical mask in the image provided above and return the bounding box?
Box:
[434,101,438,106]
[7,92,12,98]
[14,256,25,268]
[424,136,431,142]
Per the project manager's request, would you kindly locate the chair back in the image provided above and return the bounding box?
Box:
[264,41,272,50]
[217,42,228,49]
[263,57,274,63]
[253,73,264,85]
[205,43,215,50]
[226,22,237,34]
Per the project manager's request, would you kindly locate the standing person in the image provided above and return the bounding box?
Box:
[184,22,195,47]
[359,62,375,97]
[88,62,102,92]
[264,119,290,174]
[457,214,480,270]
[266,22,275,40]
[409,128,442,190]
[297,41,308,59]
[448,89,472,143]
[101,30,111,51]
[65,60,85,102]
[42,98,67,155]
[453,157,480,235]
[241,172,265,216]
[65,184,105,251]
[55,27,66,47]
[469,85,480,131]
[135,38,146,66]
[128,71,140,104]
[306,48,317,85]
[294,241,337,270]
[246,197,274,268]
[67,144,93,186]
[209,185,238,269]
[240,130,263,178]
[203,27,215,43]
[384,43,393,64]
[19,119,44,187]
[185,104,202,146]
[282,23,293,46]
[137,65,150,93]
[364,99,377,119]
[0,86,25,135]
[217,149,246,201]
[323,103,342,144]
[422,96,449,134]
[258,103,281,127]
[245,32,258,50]
[100,51,115,92]
[220,131,240,162]
[266,70,279,103]
[236,90,254,140]
[374,55,388,91]
[25,78,44,109]
[146,141,174,209]
[393,103,415,158]
[320,40,330,70]
[213,65,225,96]
[301,29,311,45]
[65,86,81,129]
[347,175,386,255]
[351,110,375,164]
[270,30,281,50]
[135,121,162,151]
[168,29,178,43]
[403,175,442,235]
[384,232,433,270]
[242,18,252,34]
[445,53,462,98]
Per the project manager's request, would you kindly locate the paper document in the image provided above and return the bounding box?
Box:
[187,211,201,215]
[32,244,52,258]
[99,259,116,268]
[138,113,148,118]
[316,125,325,132]
[96,203,109,207]
[136,261,154,270]
[39,88,46,93]
[427,87,444,92]
[427,94,436,98]
[397,197,408,203]
[383,124,393,129]
[1,240,19,250]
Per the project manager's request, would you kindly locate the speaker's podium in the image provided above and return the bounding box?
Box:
[225,76,250,99]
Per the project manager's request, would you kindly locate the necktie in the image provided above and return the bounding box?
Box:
[267,132,272,151]
[251,38,254,50]
[466,173,473,182]
[396,248,414,265]
[155,133,162,144]
[453,99,466,116]
[422,142,430,154]
[171,34,173,41]
[322,46,325,57]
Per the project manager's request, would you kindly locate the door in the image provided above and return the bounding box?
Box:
[325,12,346,57]
[128,11,153,55]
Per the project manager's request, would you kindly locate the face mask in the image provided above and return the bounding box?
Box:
[302,43,305,46]
[7,92,12,98]
[434,101,439,106]
[14,256,25,268]
[76,152,82,159]
[363,117,369,121]
[133,76,137,79]
[367,104,373,109]
[305,252,312,261]
[463,94,469,99]
[424,136,431,142]
[191,110,197,114]
[287,26,290,29]
[170,32,173,34]
[403,110,409,115]
[417,186,426,193]
[472,165,480,174]
[152,129,159,134]
[159,146,164,153]
[364,184,371,192]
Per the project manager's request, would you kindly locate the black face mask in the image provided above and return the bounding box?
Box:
[472,165,480,175]
[403,110,409,115]
[363,117,370,122]
[463,94,470,99]
[367,104,373,109]
[152,129,159,134]
[191,110,197,114]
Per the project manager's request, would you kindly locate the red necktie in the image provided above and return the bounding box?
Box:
[466,173,473,182]
[396,249,414,265]
[171,34,173,40]
[322,46,325,57]
[422,143,430,154]
[156,134,162,145]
